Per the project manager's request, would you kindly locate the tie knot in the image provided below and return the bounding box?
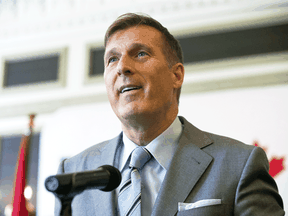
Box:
[129,147,151,170]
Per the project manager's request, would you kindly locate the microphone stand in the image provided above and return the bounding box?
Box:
[59,197,73,216]
[53,191,80,216]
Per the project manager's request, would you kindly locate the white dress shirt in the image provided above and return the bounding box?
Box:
[116,116,183,216]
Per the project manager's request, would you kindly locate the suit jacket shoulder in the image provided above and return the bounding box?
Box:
[58,133,122,174]
[54,133,122,216]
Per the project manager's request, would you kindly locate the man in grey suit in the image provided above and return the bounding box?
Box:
[55,13,284,215]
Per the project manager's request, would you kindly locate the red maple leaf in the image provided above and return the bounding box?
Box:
[253,141,285,178]
[269,157,285,177]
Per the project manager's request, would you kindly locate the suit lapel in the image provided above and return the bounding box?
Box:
[152,117,214,216]
[89,133,123,215]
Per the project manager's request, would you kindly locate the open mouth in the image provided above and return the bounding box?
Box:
[120,86,141,94]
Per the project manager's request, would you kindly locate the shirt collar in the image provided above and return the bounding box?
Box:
[121,116,183,171]
[121,132,138,171]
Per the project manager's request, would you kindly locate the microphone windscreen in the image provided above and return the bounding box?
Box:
[100,165,122,191]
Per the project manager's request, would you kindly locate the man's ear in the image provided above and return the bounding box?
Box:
[172,63,184,89]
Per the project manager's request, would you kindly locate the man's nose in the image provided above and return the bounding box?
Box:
[117,55,134,76]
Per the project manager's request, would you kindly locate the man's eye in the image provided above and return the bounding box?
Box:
[108,57,117,64]
[137,51,148,57]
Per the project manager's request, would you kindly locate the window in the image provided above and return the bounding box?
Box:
[4,55,59,87]
[177,23,288,64]
[1,48,67,91]
[89,48,105,77]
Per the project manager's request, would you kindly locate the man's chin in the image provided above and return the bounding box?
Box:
[117,108,152,123]
[118,109,143,120]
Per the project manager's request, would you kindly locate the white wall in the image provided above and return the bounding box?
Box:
[37,84,288,215]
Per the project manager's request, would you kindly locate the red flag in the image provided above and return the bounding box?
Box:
[12,137,29,216]
[12,114,35,216]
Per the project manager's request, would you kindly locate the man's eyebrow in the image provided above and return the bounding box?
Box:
[104,43,153,61]
[129,43,153,54]
[104,48,119,61]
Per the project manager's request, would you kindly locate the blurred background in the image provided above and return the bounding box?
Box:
[0,0,287,215]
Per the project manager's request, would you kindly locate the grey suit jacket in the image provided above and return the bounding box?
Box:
[55,116,284,215]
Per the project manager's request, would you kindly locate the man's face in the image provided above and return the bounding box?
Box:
[104,25,178,123]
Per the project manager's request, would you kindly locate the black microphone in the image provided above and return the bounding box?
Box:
[45,165,121,198]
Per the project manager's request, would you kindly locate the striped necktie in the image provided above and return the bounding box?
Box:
[118,147,152,216]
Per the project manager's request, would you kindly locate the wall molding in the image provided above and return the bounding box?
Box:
[0,0,287,40]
